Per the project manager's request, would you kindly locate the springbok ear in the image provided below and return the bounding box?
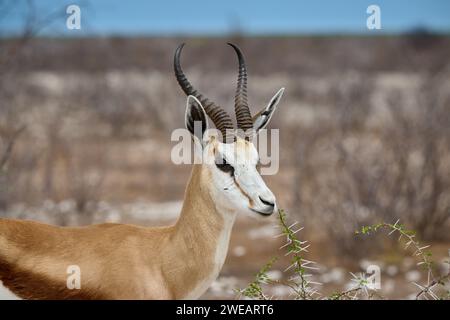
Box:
[253,88,284,132]
[185,95,209,143]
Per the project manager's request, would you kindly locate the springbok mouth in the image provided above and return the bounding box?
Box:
[250,207,274,216]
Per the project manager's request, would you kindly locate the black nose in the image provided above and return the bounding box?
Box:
[259,196,275,208]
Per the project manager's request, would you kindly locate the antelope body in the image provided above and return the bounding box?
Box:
[0,43,284,299]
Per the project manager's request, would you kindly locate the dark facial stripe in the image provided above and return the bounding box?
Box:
[233,176,254,207]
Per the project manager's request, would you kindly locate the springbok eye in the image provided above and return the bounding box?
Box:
[215,157,234,175]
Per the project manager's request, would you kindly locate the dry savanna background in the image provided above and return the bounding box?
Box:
[1,33,450,299]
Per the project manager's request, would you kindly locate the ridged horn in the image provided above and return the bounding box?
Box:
[174,43,234,142]
[228,43,253,132]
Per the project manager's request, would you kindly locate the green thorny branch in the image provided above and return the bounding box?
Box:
[356,219,450,300]
[237,209,322,300]
[235,257,277,300]
[277,209,322,299]
[238,211,449,300]
[328,273,385,300]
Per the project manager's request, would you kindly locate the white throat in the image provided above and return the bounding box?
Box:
[183,209,236,299]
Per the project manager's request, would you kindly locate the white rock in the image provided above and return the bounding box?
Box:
[405,270,421,282]
[386,265,398,276]
[266,270,283,281]
[232,246,247,257]
[382,279,395,293]
[320,268,345,284]
[270,285,291,297]
[247,224,278,240]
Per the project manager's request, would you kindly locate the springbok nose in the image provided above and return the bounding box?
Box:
[259,196,275,208]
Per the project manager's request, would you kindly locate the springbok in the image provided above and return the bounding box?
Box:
[0,43,284,300]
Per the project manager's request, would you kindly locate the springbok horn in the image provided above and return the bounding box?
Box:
[228,43,253,132]
[174,43,234,142]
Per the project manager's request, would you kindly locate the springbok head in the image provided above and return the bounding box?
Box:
[174,43,284,217]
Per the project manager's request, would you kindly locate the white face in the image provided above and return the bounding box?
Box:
[202,135,276,217]
[185,88,284,218]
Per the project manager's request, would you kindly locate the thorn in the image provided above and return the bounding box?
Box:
[428,288,439,300]
[405,240,413,249]
[301,259,318,265]
[279,241,291,250]
[284,264,295,272]
[298,244,311,252]
[287,221,299,229]
[273,233,285,238]
[393,219,400,227]
[302,265,320,271]
[412,282,426,291]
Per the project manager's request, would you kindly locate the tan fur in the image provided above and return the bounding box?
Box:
[0,164,232,300]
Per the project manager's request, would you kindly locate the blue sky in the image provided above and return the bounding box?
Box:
[1,0,450,37]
